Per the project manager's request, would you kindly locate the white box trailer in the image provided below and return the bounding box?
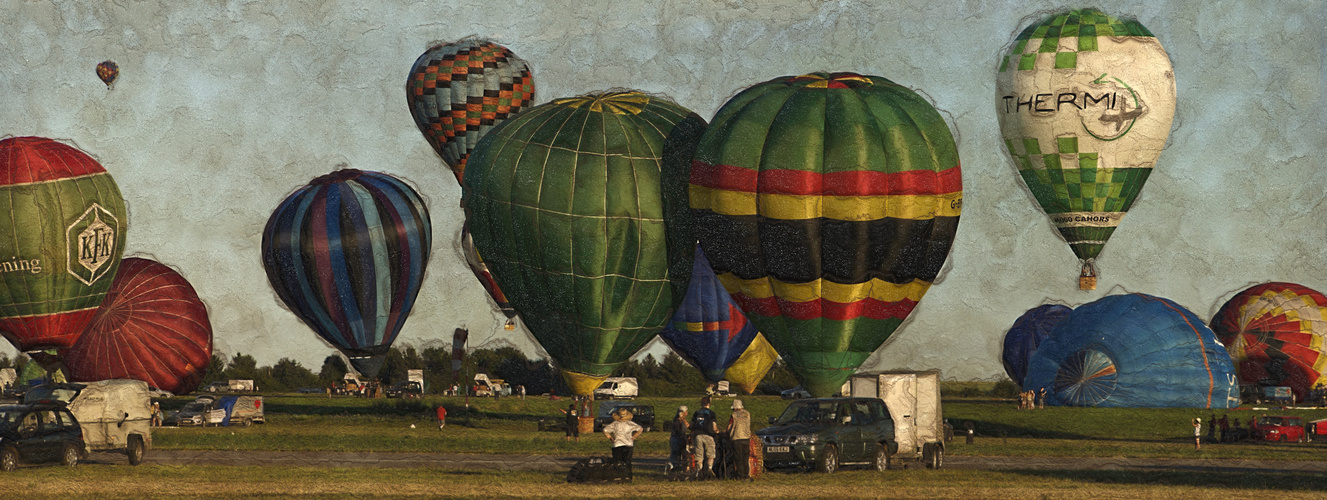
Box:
[64,380,152,465]
[849,370,946,468]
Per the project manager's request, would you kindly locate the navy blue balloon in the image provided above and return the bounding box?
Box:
[1001,304,1072,386]
[1024,294,1238,408]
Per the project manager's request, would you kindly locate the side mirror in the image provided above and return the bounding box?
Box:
[768,417,777,424]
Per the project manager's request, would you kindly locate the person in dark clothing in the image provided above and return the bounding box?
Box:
[560,404,580,442]
[691,396,718,477]
[668,406,689,473]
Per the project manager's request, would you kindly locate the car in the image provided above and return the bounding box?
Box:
[592,401,655,432]
[146,387,174,398]
[0,403,86,471]
[780,386,812,400]
[384,381,423,399]
[202,381,228,393]
[295,387,324,394]
[757,397,896,473]
[1252,416,1306,442]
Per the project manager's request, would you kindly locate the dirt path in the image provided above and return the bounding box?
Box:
[93,450,1327,474]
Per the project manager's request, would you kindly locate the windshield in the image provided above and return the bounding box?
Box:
[181,402,206,413]
[775,401,848,425]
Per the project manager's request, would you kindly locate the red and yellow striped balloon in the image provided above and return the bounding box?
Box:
[1211,282,1327,402]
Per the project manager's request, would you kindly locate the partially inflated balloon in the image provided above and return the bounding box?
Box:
[261,169,432,378]
[1025,294,1237,408]
[723,333,778,394]
[1211,282,1327,403]
[659,246,760,383]
[65,258,212,395]
[997,9,1176,289]
[407,39,535,183]
[0,137,128,352]
[460,223,516,319]
[691,73,962,397]
[465,91,705,396]
[1002,304,1072,386]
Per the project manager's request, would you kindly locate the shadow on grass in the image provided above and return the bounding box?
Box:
[1010,468,1327,491]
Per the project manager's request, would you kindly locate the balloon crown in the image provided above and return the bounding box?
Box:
[310,168,364,185]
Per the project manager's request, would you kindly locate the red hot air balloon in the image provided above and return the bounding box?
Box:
[97,61,119,89]
[1211,282,1327,402]
[65,258,213,395]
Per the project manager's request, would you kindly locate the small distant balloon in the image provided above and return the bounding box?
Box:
[96,61,119,89]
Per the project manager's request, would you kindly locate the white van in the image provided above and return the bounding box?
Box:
[592,377,638,400]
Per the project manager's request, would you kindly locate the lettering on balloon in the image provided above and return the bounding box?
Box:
[1001,91,1121,115]
[65,203,119,285]
[1049,212,1124,228]
[0,256,41,275]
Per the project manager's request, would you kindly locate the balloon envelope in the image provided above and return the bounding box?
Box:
[997,9,1176,286]
[1025,294,1238,408]
[723,333,778,394]
[460,224,516,319]
[96,61,119,89]
[690,72,962,397]
[1210,282,1327,402]
[658,246,760,383]
[0,137,128,352]
[465,91,704,396]
[261,169,432,379]
[407,39,535,183]
[65,258,213,395]
[1002,304,1072,386]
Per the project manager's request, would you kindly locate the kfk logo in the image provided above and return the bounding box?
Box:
[66,203,119,286]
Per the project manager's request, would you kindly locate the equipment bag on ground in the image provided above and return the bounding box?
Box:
[566,456,631,483]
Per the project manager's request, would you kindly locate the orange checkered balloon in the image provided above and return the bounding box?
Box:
[406,39,535,184]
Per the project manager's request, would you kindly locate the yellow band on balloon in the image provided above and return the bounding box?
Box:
[561,370,609,397]
[690,185,961,221]
[716,273,932,304]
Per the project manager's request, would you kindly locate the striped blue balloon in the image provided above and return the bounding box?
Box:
[261,169,432,377]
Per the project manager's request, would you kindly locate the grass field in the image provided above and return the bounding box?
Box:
[6,392,1315,498]
[152,394,1327,461]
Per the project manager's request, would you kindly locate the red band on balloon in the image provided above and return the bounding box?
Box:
[730,293,918,322]
[691,162,961,197]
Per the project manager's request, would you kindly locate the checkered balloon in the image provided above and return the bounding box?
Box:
[407,39,535,184]
[996,9,1176,289]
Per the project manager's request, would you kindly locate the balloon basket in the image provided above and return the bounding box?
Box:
[504,319,515,330]
[1079,261,1097,290]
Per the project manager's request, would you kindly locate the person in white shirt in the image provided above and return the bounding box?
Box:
[603,408,644,477]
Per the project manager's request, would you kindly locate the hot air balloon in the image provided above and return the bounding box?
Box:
[1024,293,1238,408]
[407,39,535,184]
[96,61,119,89]
[690,72,962,397]
[723,333,778,394]
[997,9,1176,289]
[0,136,128,352]
[1210,282,1327,403]
[658,246,761,383]
[1002,304,1073,387]
[64,257,213,395]
[459,223,516,322]
[261,169,432,378]
[465,91,705,396]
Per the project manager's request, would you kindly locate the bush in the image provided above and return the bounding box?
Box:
[991,379,1020,399]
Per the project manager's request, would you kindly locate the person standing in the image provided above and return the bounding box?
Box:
[691,396,719,478]
[560,404,580,442]
[436,404,447,430]
[668,406,689,473]
[603,409,643,479]
[1193,417,1202,450]
[1037,387,1046,409]
[726,399,753,479]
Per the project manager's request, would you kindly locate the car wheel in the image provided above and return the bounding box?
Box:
[816,444,838,474]
[127,435,145,466]
[242,417,253,427]
[61,443,80,467]
[930,445,944,469]
[0,447,17,472]
[1280,434,1288,442]
[873,444,890,471]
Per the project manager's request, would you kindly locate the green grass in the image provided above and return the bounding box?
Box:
[152,394,1327,461]
[4,464,1327,499]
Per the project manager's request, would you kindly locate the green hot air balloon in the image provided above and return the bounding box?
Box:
[0,137,128,352]
[690,73,962,397]
[996,9,1176,289]
[464,91,704,396]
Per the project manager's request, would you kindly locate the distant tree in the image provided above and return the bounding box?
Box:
[226,353,260,379]
[318,354,348,386]
[0,353,12,369]
[198,354,228,390]
[270,358,318,391]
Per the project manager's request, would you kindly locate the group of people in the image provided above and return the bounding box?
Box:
[1018,388,1046,409]
[665,396,753,480]
[1197,413,1257,445]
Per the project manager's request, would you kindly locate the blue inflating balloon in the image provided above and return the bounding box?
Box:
[261,169,432,378]
[658,246,760,382]
[1024,293,1238,408]
[1002,304,1072,386]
